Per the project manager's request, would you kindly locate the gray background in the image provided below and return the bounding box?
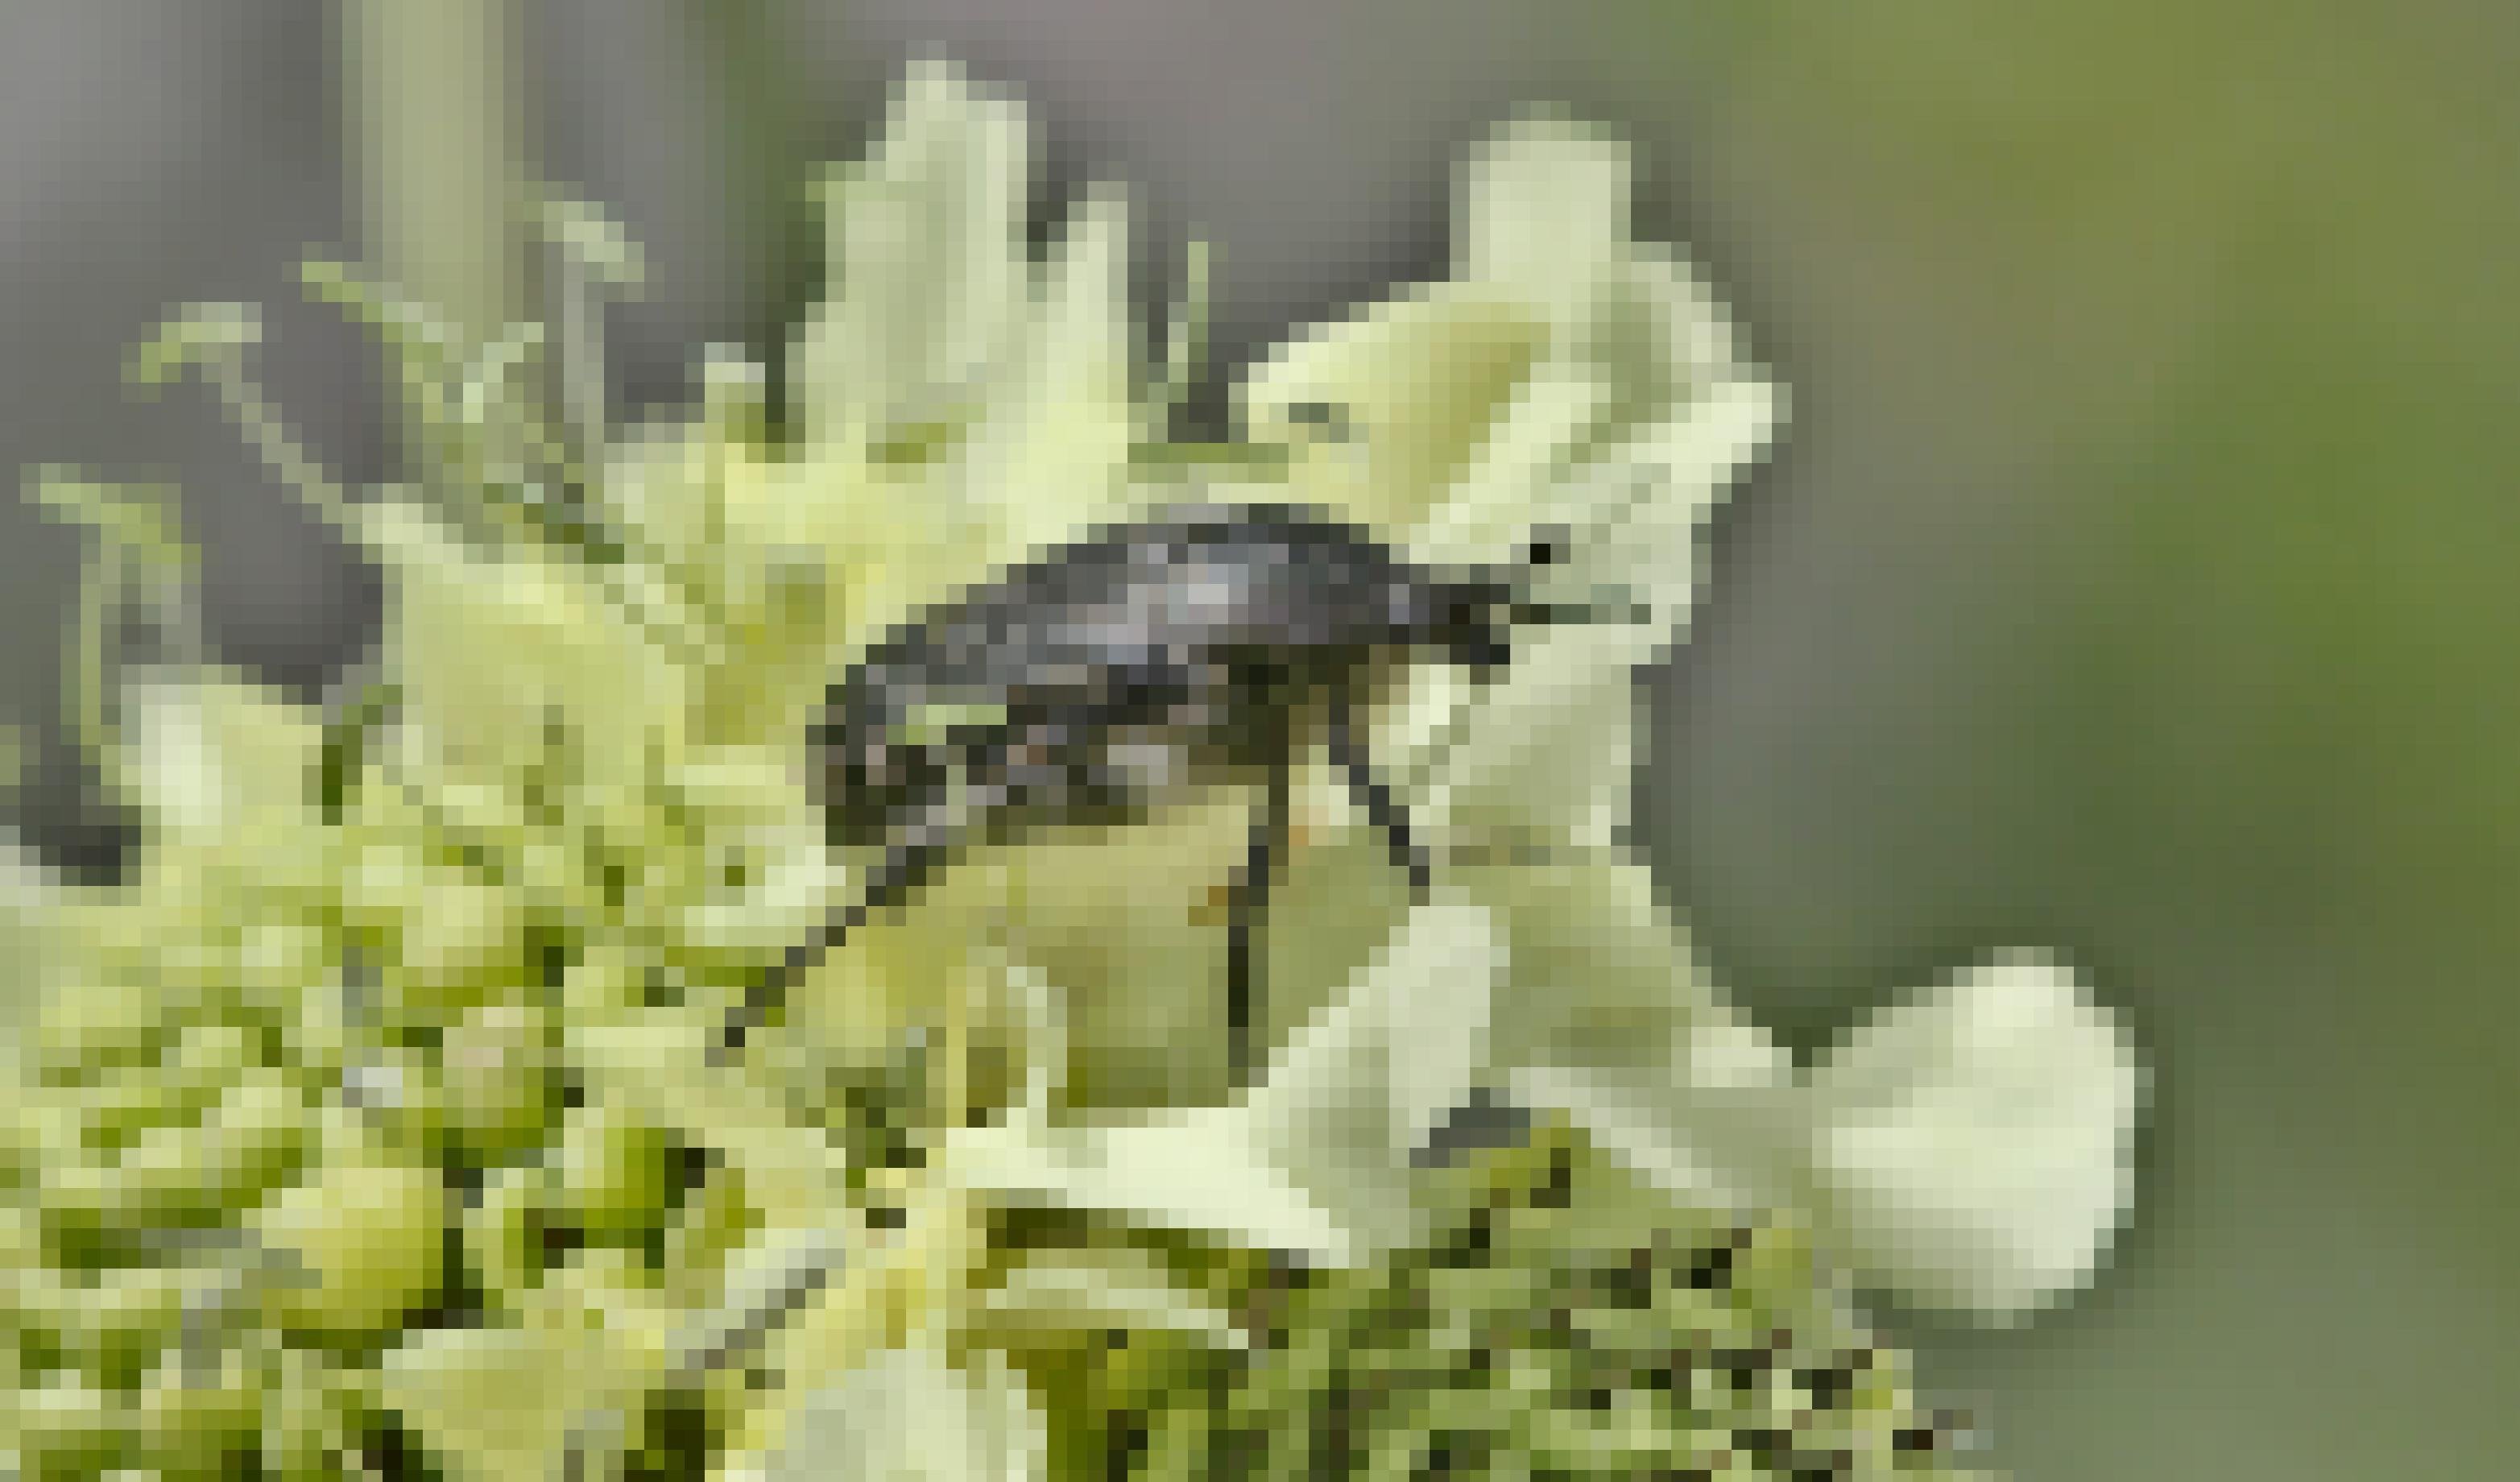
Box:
[4,3,2516,1478]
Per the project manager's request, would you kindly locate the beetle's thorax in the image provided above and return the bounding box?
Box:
[813,501,1524,853]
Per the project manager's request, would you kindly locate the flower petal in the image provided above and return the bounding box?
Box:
[112,667,327,867]
[1799,951,2147,1322]
[365,498,688,809]
[1471,853,1811,1218]
[942,1111,1355,1268]
[760,1343,1047,1482]
[978,1244,1250,1352]
[1404,620,1669,858]
[1237,284,1550,534]
[947,185,1145,561]
[1454,114,1636,337]
[792,60,1036,448]
[946,891,1504,1265]
[1233,891,1503,1257]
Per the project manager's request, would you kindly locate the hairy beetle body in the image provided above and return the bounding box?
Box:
[726,499,1618,1077]
[813,501,1509,851]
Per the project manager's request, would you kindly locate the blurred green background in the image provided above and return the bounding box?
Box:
[3,3,2514,1477]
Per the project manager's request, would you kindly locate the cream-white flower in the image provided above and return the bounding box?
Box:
[8,55,2147,1480]
[759,1341,1047,1482]
[770,60,1147,631]
[936,87,2144,1331]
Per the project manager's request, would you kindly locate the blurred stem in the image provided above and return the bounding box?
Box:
[551,214,609,466]
[345,0,528,457]
[69,543,121,807]
[688,0,819,448]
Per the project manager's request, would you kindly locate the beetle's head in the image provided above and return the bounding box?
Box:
[1434,526,1653,681]
[1430,573,1519,680]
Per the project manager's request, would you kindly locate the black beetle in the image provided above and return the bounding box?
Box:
[715,498,1637,1084]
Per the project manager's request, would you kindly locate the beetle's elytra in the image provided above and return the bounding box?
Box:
[718,499,1619,1084]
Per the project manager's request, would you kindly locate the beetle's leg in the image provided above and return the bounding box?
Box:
[1227,750,1291,1091]
[715,829,950,1065]
[1326,699,1433,895]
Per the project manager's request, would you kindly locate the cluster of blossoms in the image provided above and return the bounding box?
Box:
[1,62,2138,1480]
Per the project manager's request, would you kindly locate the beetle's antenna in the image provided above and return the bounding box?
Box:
[714,832,953,1064]
[1498,525,1657,629]
[1503,592,1656,628]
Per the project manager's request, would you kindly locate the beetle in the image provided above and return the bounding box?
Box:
[714,496,1639,1085]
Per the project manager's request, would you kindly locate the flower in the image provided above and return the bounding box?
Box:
[2,56,2141,1480]
[937,80,2144,1335]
